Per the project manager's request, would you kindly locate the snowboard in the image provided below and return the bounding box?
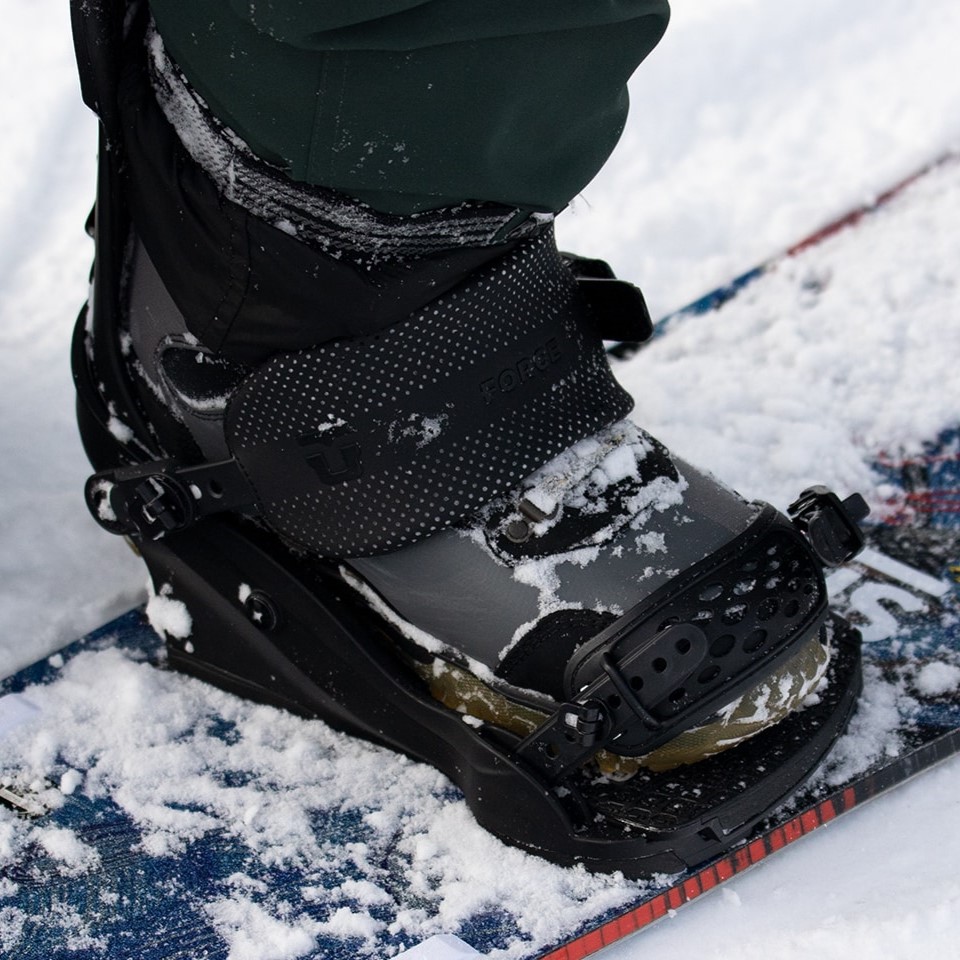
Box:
[1,156,959,960]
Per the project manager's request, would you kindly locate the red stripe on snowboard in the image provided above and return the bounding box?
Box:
[539,791,860,960]
[786,153,958,257]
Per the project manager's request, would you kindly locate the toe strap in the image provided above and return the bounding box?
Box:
[516,503,840,780]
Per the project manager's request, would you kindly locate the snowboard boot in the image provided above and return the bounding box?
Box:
[71,2,867,877]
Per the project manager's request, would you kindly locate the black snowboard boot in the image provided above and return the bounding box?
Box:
[71,4,867,877]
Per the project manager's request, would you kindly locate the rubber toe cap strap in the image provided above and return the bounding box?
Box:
[517,506,833,781]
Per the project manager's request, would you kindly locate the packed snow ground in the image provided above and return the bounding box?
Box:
[2,1,960,957]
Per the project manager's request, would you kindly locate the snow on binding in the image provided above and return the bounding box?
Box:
[1,146,958,958]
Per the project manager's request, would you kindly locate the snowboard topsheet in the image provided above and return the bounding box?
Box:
[1,157,959,960]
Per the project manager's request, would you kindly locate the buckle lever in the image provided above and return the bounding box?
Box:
[788,486,869,567]
[562,701,606,747]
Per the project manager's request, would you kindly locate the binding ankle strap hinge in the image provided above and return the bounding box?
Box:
[85,458,258,540]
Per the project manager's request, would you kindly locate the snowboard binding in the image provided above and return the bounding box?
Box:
[71,0,867,877]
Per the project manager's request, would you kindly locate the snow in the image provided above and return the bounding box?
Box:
[2,1,960,958]
[145,579,193,640]
[397,935,481,959]
[914,661,960,699]
[610,160,960,514]
[58,767,83,796]
[36,824,100,875]
[205,893,324,960]
[0,694,40,740]
[0,645,647,956]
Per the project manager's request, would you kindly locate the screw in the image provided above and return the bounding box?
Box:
[243,590,280,631]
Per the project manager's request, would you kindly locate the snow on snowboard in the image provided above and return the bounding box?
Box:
[1,156,959,960]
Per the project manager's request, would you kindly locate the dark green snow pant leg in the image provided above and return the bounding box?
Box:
[146,0,670,215]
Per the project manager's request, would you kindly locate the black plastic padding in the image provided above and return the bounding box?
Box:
[563,252,653,343]
[578,278,653,343]
[225,229,634,556]
[141,515,862,878]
